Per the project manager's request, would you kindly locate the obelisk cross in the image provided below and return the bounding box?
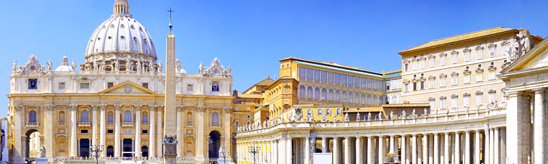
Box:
[167,8,175,31]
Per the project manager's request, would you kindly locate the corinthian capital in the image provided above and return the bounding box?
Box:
[70,104,78,110]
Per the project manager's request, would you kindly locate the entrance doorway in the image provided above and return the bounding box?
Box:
[123,139,133,157]
[107,146,114,157]
[208,131,221,159]
[80,139,90,157]
[25,129,40,159]
[142,146,148,157]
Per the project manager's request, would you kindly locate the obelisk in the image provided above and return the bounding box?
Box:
[164,8,177,164]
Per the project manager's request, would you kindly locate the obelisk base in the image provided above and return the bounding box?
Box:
[163,143,177,164]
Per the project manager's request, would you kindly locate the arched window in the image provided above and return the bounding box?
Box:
[361,94,366,105]
[335,90,341,101]
[212,112,219,125]
[348,92,354,103]
[307,86,313,98]
[342,91,347,102]
[355,93,359,104]
[187,112,193,124]
[212,82,219,92]
[321,88,327,100]
[314,87,320,99]
[392,95,397,104]
[29,111,37,123]
[81,110,89,122]
[59,111,65,124]
[378,96,384,105]
[328,89,334,100]
[373,96,378,106]
[142,112,148,123]
[124,110,131,122]
[108,112,113,123]
[299,85,306,97]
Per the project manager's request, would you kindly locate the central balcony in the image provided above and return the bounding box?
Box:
[26,122,39,127]
[78,122,91,127]
[122,122,134,127]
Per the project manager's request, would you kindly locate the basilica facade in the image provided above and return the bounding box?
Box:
[7,0,234,163]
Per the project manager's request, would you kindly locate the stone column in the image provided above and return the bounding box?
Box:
[434,133,439,164]
[506,92,530,164]
[176,106,182,157]
[100,105,106,157]
[500,128,506,164]
[305,137,310,164]
[114,104,121,157]
[149,106,156,158]
[273,140,278,164]
[401,135,406,164]
[322,137,327,153]
[356,137,363,164]
[390,135,395,154]
[157,106,163,158]
[368,136,374,164]
[423,134,428,164]
[444,133,449,164]
[412,134,417,164]
[465,131,470,164]
[135,105,142,157]
[43,105,54,161]
[70,104,77,157]
[494,128,499,164]
[534,89,545,164]
[474,129,482,164]
[455,132,460,164]
[344,137,350,164]
[91,105,98,149]
[333,137,340,164]
[379,136,384,164]
[287,138,293,164]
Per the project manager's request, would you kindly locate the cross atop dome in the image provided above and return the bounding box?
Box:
[113,0,132,17]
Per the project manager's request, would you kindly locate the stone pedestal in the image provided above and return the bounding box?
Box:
[164,143,177,164]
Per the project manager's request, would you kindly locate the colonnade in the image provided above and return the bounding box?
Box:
[236,127,507,164]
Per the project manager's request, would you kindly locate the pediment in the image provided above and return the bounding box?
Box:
[502,37,548,73]
[99,80,156,94]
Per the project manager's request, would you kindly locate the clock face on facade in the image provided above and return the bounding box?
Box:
[27,64,38,72]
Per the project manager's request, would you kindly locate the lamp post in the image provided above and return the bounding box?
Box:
[247,143,261,164]
[90,139,104,164]
[219,146,226,163]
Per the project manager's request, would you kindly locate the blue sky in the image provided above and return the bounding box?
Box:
[1,0,548,117]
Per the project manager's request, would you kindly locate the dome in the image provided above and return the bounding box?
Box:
[55,55,74,71]
[85,0,157,60]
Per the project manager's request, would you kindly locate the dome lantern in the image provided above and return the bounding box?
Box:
[113,0,131,17]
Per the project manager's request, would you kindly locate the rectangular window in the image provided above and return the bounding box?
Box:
[429,80,434,88]
[108,115,113,123]
[413,61,418,70]
[314,69,320,82]
[476,72,483,82]
[298,67,306,80]
[328,72,334,84]
[142,130,148,134]
[321,71,327,83]
[187,84,193,91]
[489,71,495,80]
[80,83,90,89]
[306,68,313,81]
[440,99,446,109]
[108,129,113,134]
[404,84,409,92]
[348,75,353,86]
[465,51,470,62]
[429,58,434,68]
[477,49,483,59]
[28,79,37,89]
[452,54,457,64]
[405,64,409,72]
[334,73,340,84]
[503,45,508,56]
[476,94,482,105]
[341,74,347,86]
[464,96,470,107]
[420,81,425,90]
[489,93,496,103]
[441,56,446,66]
[413,82,417,91]
[107,82,114,88]
[464,74,470,83]
[429,100,435,108]
[81,130,88,133]
[440,77,446,87]
[452,97,457,108]
[142,83,148,89]
[452,75,458,85]
[420,60,425,69]
[59,82,65,90]
[490,47,495,57]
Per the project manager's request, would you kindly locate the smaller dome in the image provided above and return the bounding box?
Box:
[55,55,73,71]
[55,65,73,72]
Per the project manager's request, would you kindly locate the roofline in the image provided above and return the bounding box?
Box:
[398,27,519,56]
[280,57,383,76]
[242,77,274,94]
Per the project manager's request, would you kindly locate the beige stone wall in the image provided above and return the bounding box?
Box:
[401,32,515,111]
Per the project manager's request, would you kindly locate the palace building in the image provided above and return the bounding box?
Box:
[7,0,234,163]
[234,27,544,164]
